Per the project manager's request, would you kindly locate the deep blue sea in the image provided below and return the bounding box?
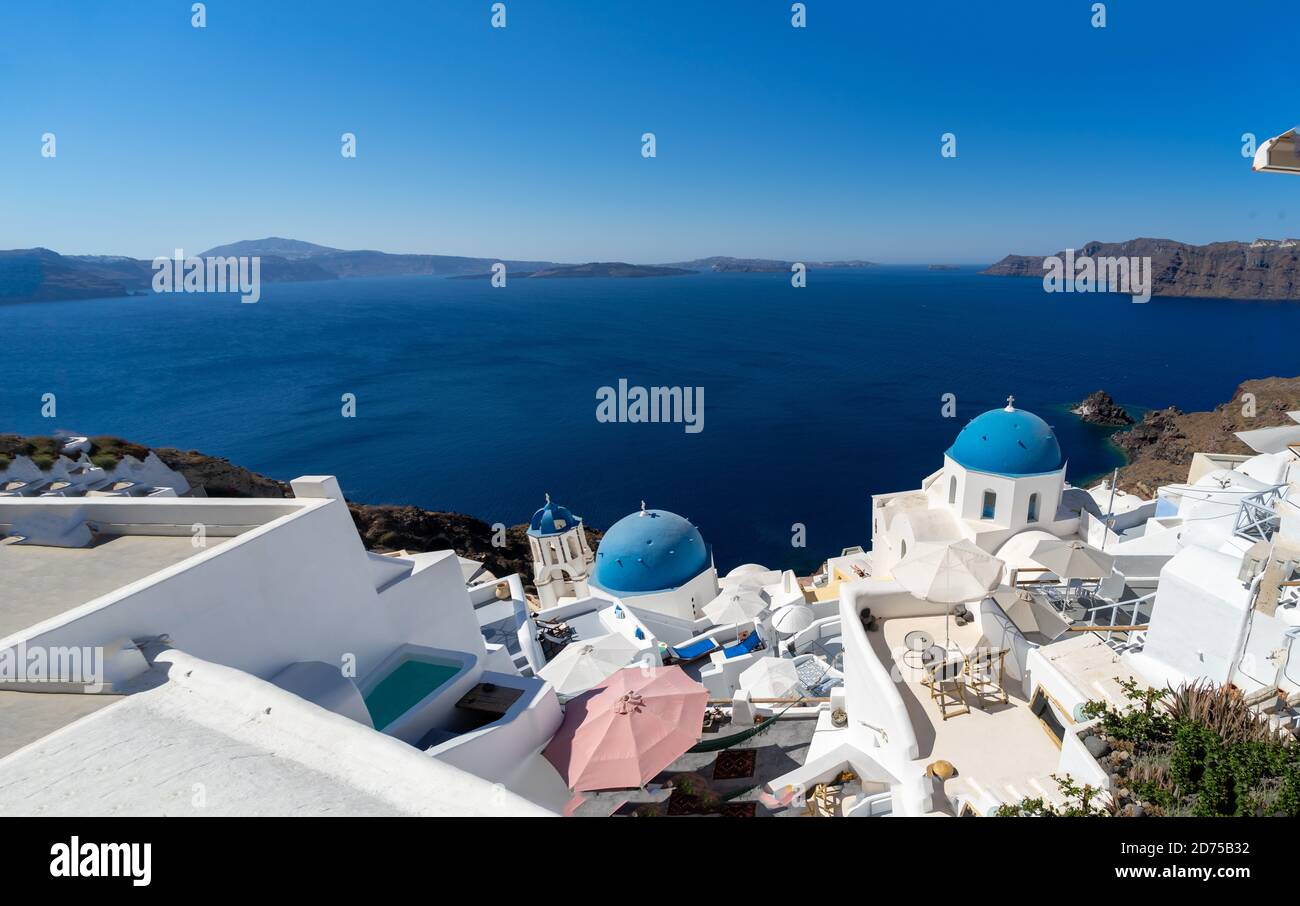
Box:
[5,268,1298,573]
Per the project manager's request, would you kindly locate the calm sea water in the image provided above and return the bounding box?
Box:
[5,268,1298,573]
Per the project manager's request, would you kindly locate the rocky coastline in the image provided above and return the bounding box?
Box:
[1,434,601,586]
[1085,377,1300,496]
[1072,390,1135,426]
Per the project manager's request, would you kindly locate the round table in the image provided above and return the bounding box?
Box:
[902,630,934,668]
[923,645,949,667]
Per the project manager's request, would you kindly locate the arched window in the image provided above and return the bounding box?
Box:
[900,539,908,559]
[1027,493,1039,523]
[948,475,957,505]
[981,491,997,520]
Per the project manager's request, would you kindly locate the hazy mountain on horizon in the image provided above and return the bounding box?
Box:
[200,237,345,260]
[982,237,1300,300]
[0,238,879,303]
[668,255,877,272]
[4,236,1299,302]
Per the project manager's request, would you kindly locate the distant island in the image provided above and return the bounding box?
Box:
[0,239,877,304]
[982,238,1300,300]
[452,262,694,280]
[667,256,876,273]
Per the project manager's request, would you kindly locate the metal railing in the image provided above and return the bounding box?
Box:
[1234,484,1290,543]
[1077,591,1157,653]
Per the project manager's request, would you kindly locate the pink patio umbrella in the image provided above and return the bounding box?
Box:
[543,665,709,792]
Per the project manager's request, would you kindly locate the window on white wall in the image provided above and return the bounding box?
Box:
[900,540,907,558]
[948,475,957,505]
[981,491,996,520]
[1027,493,1040,523]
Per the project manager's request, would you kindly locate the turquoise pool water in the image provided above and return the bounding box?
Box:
[364,659,460,730]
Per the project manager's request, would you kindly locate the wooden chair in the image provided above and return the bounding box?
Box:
[964,648,1009,709]
[925,656,969,720]
[805,781,843,817]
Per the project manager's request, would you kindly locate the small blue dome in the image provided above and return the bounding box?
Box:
[593,508,711,594]
[947,403,1062,476]
[528,499,580,537]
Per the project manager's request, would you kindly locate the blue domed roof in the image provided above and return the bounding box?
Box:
[946,402,1062,476]
[593,507,711,594]
[528,498,581,537]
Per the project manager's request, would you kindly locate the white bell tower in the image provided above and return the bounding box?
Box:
[527,494,594,609]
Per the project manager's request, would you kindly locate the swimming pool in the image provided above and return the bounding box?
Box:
[364,658,461,730]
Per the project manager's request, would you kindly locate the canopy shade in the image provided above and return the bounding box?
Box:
[739,657,802,699]
[542,666,708,792]
[1029,539,1116,580]
[892,539,1004,604]
[536,633,642,697]
[703,587,769,624]
[770,603,815,636]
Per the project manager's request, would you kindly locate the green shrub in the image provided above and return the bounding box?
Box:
[1007,680,1299,817]
[993,774,1109,816]
[90,452,121,470]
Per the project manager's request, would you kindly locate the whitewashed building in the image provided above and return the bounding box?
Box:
[0,476,569,816]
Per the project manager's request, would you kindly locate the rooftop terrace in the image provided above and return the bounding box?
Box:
[868,614,1063,807]
[0,534,231,639]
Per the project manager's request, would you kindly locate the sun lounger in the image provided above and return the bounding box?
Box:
[722,632,764,659]
[666,636,719,665]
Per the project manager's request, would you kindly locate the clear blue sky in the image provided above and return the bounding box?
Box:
[1,0,1295,263]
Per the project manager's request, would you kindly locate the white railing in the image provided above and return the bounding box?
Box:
[1234,484,1290,543]
[1081,591,1156,653]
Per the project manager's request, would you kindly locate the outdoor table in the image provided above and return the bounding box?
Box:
[456,682,524,717]
[902,630,934,668]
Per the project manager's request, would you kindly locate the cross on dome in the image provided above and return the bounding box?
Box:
[1005,394,1016,411]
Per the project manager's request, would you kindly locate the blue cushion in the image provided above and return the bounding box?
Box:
[668,637,715,659]
[722,633,762,659]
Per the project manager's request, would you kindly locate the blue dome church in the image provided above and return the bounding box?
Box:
[869,396,1074,577]
[589,502,719,624]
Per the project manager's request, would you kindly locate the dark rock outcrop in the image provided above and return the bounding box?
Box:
[982,238,1300,300]
[1111,377,1300,494]
[151,447,292,498]
[16,435,602,589]
[1073,391,1135,426]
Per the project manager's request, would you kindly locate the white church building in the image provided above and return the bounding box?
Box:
[527,496,594,610]
[871,397,1083,578]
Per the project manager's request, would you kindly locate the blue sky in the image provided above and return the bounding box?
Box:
[1,0,1296,263]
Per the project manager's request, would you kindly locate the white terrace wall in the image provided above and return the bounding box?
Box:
[0,478,489,685]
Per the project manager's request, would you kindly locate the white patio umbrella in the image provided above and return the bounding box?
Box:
[537,633,642,697]
[1029,539,1115,580]
[770,603,815,636]
[739,657,802,699]
[725,564,783,586]
[703,587,770,625]
[892,539,1004,604]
